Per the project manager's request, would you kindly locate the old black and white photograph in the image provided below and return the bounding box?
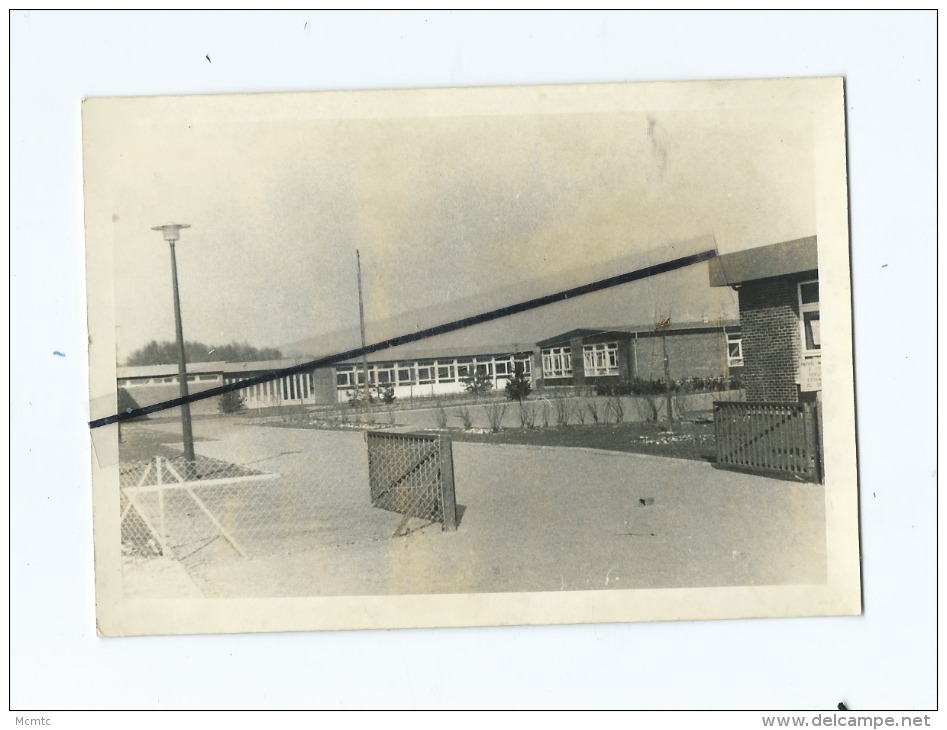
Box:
[83,77,859,636]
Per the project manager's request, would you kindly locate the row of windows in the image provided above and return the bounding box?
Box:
[224,372,315,402]
[543,337,746,378]
[542,342,620,378]
[335,356,532,389]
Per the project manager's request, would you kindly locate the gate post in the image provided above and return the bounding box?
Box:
[438,435,458,532]
[802,402,822,484]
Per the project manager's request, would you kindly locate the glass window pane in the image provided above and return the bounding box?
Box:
[804,311,821,349]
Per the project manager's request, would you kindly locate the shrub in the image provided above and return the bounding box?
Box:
[463,368,493,396]
[553,398,570,427]
[346,387,373,407]
[218,390,246,414]
[505,363,532,402]
[482,402,507,432]
[518,400,537,428]
[605,396,624,423]
[374,385,395,404]
[635,394,660,422]
[432,399,448,429]
[574,402,587,424]
[455,405,474,430]
[584,400,601,423]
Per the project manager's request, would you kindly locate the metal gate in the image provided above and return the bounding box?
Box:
[366,431,457,530]
[713,401,823,483]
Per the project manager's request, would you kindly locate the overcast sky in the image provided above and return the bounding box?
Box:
[100,86,816,363]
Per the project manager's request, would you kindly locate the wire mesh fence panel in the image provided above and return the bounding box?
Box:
[366,431,457,530]
[119,429,458,565]
[119,456,279,559]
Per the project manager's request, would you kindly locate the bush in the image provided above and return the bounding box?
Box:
[374,385,395,404]
[482,403,507,432]
[218,390,246,414]
[553,398,570,427]
[463,368,493,396]
[505,364,532,402]
[346,387,372,407]
[432,399,448,429]
[455,405,474,430]
[584,400,601,423]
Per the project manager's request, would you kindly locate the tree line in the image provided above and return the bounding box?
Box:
[124,340,283,366]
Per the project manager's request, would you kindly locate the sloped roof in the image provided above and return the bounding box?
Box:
[709,236,818,287]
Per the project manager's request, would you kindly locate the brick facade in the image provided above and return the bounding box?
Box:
[537,326,736,389]
[632,330,733,382]
[737,274,812,402]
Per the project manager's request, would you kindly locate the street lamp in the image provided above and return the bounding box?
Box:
[151,223,195,461]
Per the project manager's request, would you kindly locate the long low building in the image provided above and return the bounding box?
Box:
[535,320,742,390]
[116,322,742,414]
[116,349,535,414]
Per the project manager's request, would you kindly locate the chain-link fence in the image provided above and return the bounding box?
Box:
[120,455,279,560]
[119,432,457,564]
[366,431,457,531]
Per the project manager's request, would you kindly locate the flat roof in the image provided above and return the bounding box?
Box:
[708,236,818,287]
[117,357,317,379]
[537,320,741,347]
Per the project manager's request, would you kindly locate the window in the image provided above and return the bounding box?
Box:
[374,364,395,384]
[542,346,572,378]
[397,367,413,385]
[583,342,619,376]
[798,280,821,355]
[727,334,744,367]
[336,366,353,388]
[417,361,435,384]
[436,364,455,382]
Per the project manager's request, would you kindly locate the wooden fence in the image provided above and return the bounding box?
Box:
[713,401,823,483]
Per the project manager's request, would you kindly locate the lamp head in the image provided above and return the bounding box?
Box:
[151,223,191,242]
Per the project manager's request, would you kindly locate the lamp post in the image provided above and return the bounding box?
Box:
[151,223,195,461]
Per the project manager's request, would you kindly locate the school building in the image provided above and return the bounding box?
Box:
[534,321,742,391]
[118,317,741,416]
[708,235,820,402]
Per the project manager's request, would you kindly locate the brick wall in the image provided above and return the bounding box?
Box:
[632,331,731,382]
[738,276,807,401]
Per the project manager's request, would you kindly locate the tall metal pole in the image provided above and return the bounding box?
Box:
[356,250,370,408]
[168,239,196,461]
[662,332,673,428]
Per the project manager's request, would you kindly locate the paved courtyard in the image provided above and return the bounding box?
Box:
[123,418,827,599]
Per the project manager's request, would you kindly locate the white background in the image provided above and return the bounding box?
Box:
[9,10,937,711]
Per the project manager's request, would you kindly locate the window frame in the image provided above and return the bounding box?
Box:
[726,333,744,367]
[582,341,619,377]
[541,346,573,378]
[798,279,821,357]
